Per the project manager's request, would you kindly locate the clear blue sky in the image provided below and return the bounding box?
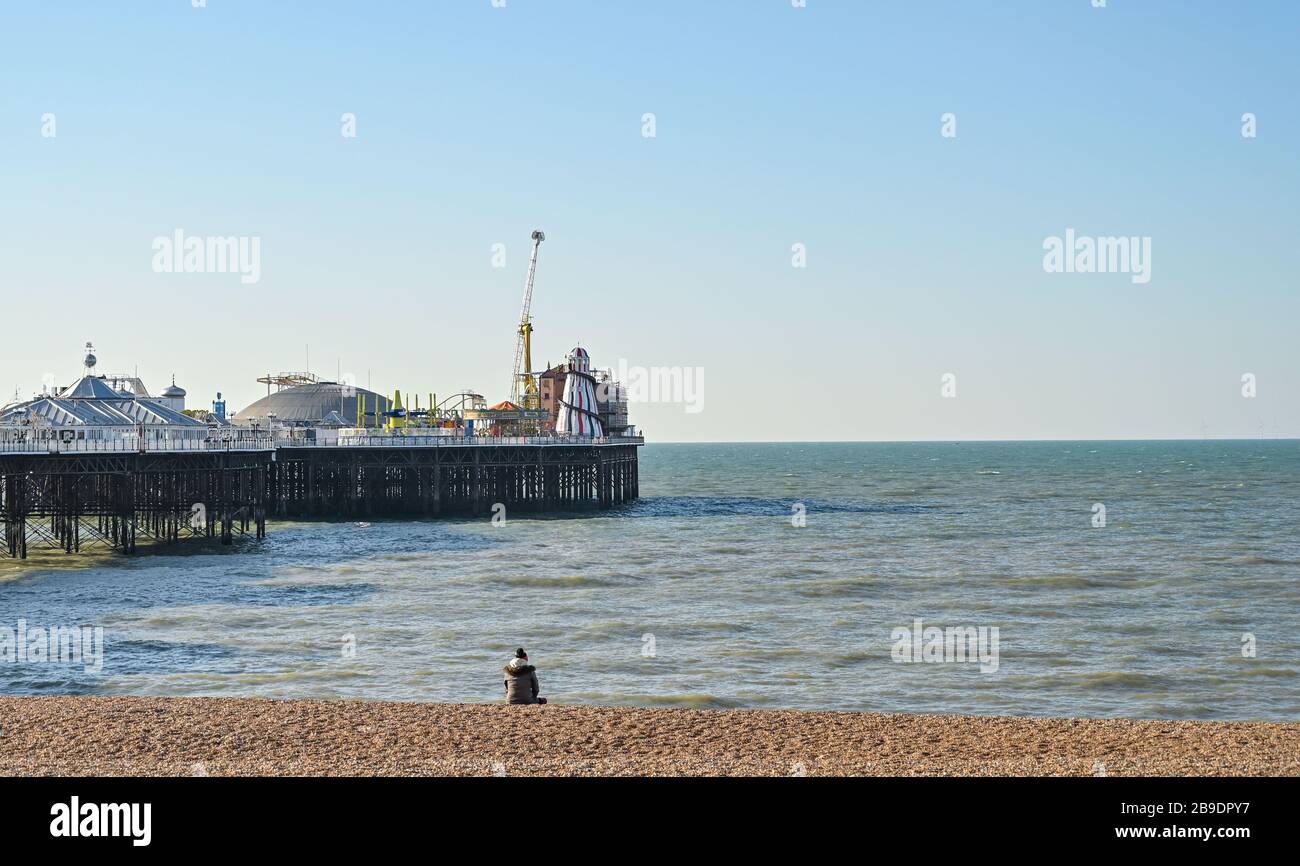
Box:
[1,1,1296,441]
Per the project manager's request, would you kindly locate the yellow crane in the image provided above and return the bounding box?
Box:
[510,230,545,410]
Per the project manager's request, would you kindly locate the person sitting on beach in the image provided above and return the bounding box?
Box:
[503,648,545,705]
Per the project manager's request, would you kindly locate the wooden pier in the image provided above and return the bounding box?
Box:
[0,451,269,559]
[0,439,640,559]
[272,442,640,518]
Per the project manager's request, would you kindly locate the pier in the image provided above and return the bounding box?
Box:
[1,332,643,560]
[0,435,641,559]
[273,437,639,518]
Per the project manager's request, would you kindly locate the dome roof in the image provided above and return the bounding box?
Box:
[566,346,592,373]
[235,382,390,425]
[160,375,186,398]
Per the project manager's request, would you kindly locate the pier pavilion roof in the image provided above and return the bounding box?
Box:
[0,375,203,428]
[59,376,125,400]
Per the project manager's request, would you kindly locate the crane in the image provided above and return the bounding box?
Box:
[510,230,545,409]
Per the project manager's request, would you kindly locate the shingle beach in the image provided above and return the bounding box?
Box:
[2,696,1295,776]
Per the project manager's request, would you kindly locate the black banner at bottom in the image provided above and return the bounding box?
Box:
[1,776,1288,851]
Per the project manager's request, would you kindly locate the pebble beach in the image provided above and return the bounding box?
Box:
[2,696,1296,777]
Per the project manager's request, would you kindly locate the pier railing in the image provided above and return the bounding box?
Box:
[277,434,645,448]
[0,431,643,455]
[0,434,276,455]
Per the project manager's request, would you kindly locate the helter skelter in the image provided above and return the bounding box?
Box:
[555,346,603,437]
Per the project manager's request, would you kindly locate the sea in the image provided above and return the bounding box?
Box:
[2,441,1297,721]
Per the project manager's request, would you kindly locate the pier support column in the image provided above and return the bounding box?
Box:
[4,516,26,559]
[472,449,483,516]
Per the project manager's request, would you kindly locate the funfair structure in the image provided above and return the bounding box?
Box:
[555,346,603,437]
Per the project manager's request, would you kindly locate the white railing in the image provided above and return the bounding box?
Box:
[277,434,644,448]
[0,435,275,455]
[0,430,642,455]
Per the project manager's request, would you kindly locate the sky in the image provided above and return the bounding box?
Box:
[1,0,1296,442]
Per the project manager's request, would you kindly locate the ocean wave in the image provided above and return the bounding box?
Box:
[624,496,942,518]
[995,574,1107,589]
[1188,553,1292,566]
[825,650,882,668]
[572,692,747,710]
[565,621,646,642]
[234,582,378,607]
[1230,665,1298,679]
[673,621,753,636]
[1068,671,1170,690]
[793,577,880,598]
[491,574,619,588]
[1218,555,1300,566]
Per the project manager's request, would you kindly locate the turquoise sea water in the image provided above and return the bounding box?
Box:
[2,441,1297,720]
